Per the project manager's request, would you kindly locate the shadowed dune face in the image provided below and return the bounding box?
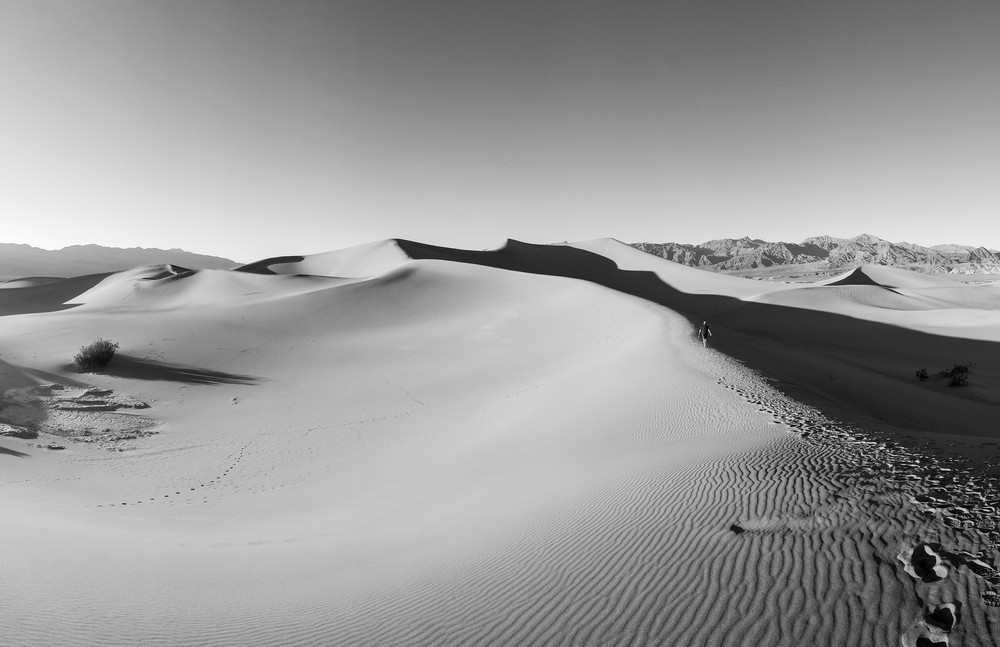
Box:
[234,256,306,275]
[0,273,110,316]
[4,238,1000,646]
[0,277,64,289]
[824,267,886,287]
[396,239,1000,441]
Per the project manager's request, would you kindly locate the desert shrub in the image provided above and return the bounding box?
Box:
[915,368,929,381]
[936,363,971,387]
[74,338,119,372]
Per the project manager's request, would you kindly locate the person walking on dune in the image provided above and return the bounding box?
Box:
[698,321,712,348]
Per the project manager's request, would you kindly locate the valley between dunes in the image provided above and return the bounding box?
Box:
[2,239,999,646]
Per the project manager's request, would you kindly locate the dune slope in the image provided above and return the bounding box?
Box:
[1,241,998,645]
[399,239,1000,445]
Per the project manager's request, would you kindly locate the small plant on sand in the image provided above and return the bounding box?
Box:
[915,368,929,381]
[937,363,971,387]
[74,338,119,372]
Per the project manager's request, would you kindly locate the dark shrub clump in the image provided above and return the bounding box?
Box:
[74,338,119,372]
[937,363,971,387]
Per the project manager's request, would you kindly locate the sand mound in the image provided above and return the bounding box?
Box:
[819,266,886,287]
[2,238,999,646]
[747,272,1000,340]
[0,272,110,316]
[238,240,410,278]
[400,239,1000,433]
[819,265,958,289]
[817,264,948,289]
[66,265,354,311]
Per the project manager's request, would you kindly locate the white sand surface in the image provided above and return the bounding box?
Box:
[2,240,999,645]
[746,265,1000,341]
[265,239,412,277]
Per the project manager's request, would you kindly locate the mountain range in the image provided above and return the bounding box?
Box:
[631,234,1000,280]
[4,235,999,284]
[0,243,238,281]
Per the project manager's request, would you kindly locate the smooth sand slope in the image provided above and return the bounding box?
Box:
[2,239,999,646]
[401,239,1000,451]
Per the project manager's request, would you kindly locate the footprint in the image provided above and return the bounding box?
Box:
[925,603,960,632]
[898,543,951,583]
[901,602,960,647]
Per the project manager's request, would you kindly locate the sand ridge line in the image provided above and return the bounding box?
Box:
[8,239,1000,646]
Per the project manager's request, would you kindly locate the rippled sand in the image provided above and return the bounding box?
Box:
[2,239,998,645]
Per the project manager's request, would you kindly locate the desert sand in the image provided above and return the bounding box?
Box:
[2,238,999,646]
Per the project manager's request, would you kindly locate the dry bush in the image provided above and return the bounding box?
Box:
[74,338,119,372]
[936,363,971,387]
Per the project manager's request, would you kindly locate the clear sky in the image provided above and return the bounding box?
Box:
[2,0,998,261]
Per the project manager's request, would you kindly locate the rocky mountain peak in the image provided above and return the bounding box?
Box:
[631,235,1000,278]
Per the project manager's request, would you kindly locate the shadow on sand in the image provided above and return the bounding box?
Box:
[0,273,111,316]
[0,444,29,458]
[101,355,261,386]
[235,256,306,275]
[0,357,88,392]
[395,238,1000,438]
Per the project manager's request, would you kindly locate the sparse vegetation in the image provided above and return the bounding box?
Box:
[74,338,119,372]
[915,363,973,387]
[936,363,972,387]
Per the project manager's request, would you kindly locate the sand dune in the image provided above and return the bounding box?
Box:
[2,239,999,645]
[68,264,355,311]
[400,239,1000,437]
[0,272,110,316]
[0,277,64,289]
[236,240,411,278]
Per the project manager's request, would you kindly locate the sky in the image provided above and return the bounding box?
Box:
[2,0,999,262]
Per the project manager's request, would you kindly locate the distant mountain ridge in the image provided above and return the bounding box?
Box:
[631,234,1000,277]
[0,243,238,280]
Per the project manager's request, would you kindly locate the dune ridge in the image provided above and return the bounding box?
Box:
[400,238,1000,440]
[2,238,999,645]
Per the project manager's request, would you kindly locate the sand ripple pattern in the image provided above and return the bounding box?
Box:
[6,307,1000,645]
[281,352,997,647]
[17,349,995,647]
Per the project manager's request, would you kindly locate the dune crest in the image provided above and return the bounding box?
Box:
[237,239,411,278]
[2,238,999,646]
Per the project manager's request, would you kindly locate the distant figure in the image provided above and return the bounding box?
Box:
[698,321,712,348]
